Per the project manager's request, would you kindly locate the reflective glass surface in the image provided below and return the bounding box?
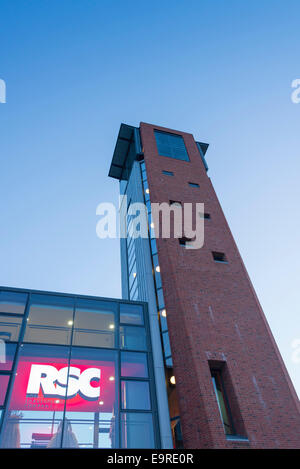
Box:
[24,295,74,345]
[0,315,23,342]
[121,381,151,410]
[72,299,116,348]
[121,352,148,378]
[120,326,147,351]
[120,304,144,326]
[0,291,28,315]
[121,413,155,448]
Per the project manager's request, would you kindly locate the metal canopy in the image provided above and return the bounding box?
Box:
[108,123,137,180]
[196,141,209,156]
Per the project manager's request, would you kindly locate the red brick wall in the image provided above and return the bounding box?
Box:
[139,122,300,449]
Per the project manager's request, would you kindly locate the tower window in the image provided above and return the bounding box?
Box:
[212,252,228,263]
[162,170,174,176]
[199,212,211,220]
[210,369,235,436]
[169,200,182,207]
[179,237,196,249]
[155,131,190,162]
[188,182,199,188]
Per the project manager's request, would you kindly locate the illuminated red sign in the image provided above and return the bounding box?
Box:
[26,364,101,400]
[10,357,116,413]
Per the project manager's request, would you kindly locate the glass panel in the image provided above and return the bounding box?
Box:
[211,372,233,436]
[0,315,23,342]
[165,357,173,368]
[157,289,165,310]
[0,344,68,448]
[155,271,162,289]
[150,238,157,255]
[0,291,27,315]
[162,332,171,358]
[0,342,17,371]
[72,299,116,349]
[129,269,137,291]
[24,295,74,345]
[159,311,168,333]
[130,287,139,301]
[1,413,64,448]
[64,347,118,449]
[144,190,150,203]
[120,304,144,326]
[146,200,151,214]
[121,352,148,378]
[127,247,135,269]
[62,420,115,449]
[121,381,151,410]
[0,375,10,405]
[121,413,155,448]
[120,326,147,351]
[155,131,189,162]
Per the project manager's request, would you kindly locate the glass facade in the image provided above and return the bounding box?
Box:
[139,160,173,369]
[139,160,183,448]
[0,288,159,449]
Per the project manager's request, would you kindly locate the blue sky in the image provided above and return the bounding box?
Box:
[0,0,299,397]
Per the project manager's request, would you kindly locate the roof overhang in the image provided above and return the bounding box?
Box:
[108,123,138,180]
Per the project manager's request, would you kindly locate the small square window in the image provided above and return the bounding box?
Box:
[169,200,182,207]
[212,252,228,263]
[162,170,174,176]
[188,182,199,188]
[199,212,211,220]
[179,237,196,249]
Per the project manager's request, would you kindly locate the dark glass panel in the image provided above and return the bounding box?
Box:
[120,326,147,351]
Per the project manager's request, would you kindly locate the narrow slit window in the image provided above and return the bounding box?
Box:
[212,252,228,263]
[169,200,182,207]
[179,237,196,249]
[199,212,211,220]
[211,369,235,436]
[162,170,174,176]
[188,182,199,188]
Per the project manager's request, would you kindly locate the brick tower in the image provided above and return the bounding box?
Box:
[109,122,300,449]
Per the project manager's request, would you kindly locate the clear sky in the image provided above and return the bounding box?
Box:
[0,0,299,397]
